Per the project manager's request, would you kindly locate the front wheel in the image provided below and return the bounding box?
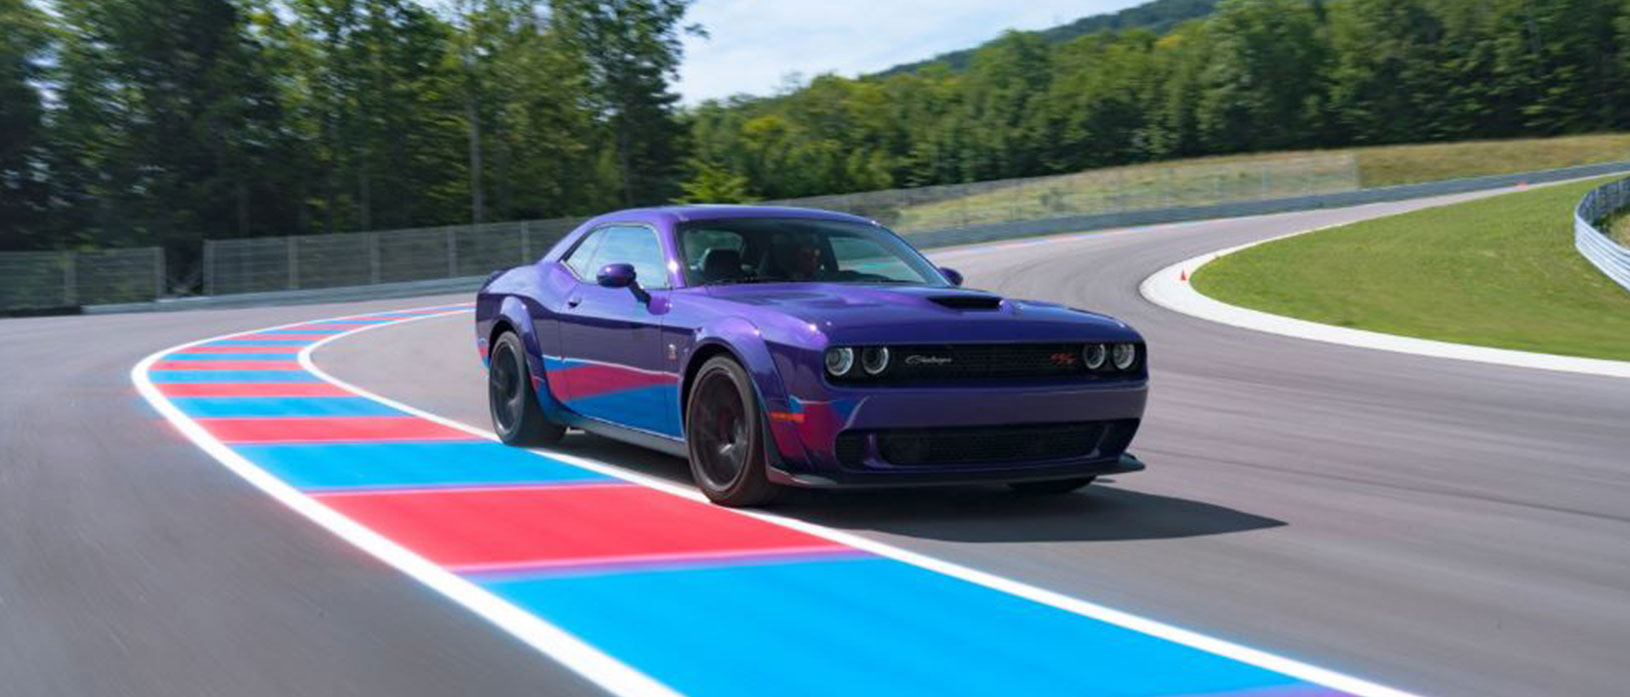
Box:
[488,331,565,446]
[685,356,782,507]
[1008,477,1096,495]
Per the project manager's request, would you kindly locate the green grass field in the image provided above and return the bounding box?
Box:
[1191,177,1630,362]
[885,132,1630,235]
[1608,210,1630,246]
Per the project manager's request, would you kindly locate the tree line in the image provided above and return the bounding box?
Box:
[689,0,1630,201]
[0,0,695,261]
[4,0,1630,270]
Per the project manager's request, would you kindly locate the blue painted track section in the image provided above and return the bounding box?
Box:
[482,557,1315,697]
[170,396,405,417]
[234,442,616,490]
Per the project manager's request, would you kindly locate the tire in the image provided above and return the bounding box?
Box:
[684,356,782,507]
[488,331,565,446]
[1008,476,1096,495]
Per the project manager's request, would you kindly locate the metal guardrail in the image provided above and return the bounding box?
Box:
[0,247,165,312]
[1575,177,1630,293]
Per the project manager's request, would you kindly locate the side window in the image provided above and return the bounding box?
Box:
[563,229,606,279]
[588,225,671,289]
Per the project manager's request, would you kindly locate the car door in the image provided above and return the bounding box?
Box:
[554,224,680,438]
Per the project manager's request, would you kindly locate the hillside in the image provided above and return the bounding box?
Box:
[874,0,1217,77]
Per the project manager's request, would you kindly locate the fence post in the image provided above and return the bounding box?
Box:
[287,236,299,290]
[448,227,459,278]
[63,251,77,306]
[520,221,531,262]
[202,240,215,296]
[369,232,381,284]
[153,247,165,300]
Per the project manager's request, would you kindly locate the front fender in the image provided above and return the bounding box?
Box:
[688,317,793,415]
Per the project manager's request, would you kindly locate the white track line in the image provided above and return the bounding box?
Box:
[132,305,682,697]
[299,310,1423,697]
[1141,225,1630,380]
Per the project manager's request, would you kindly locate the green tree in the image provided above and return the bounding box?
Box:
[0,0,52,249]
[674,158,756,203]
[552,0,695,206]
[51,0,295,253]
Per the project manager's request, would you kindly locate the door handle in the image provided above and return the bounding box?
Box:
[566,296,583,308]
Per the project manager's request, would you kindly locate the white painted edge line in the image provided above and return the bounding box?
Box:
[131,305,683,697]
[302,310,1423,697]
[1141,224,1630,380]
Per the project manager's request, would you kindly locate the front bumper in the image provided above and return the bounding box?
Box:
[764,380,1148,487]
[769,452,1146,488]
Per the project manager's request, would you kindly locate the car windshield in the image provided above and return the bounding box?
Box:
[677,217,947,287]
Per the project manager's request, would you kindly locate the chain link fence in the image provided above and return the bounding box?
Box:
[1574,176,1630,293]
[767,153,1360,234]
[0,247,165,312]
[200,154,1358,296]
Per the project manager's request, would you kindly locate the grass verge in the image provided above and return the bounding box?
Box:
[888,132,1630,235]
[1191,177,1630,362]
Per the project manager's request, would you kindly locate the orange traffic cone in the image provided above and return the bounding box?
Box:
[1179,269,1188,282]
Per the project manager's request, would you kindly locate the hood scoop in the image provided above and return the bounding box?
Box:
[929,295,1003,311]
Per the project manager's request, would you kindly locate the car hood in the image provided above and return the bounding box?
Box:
[699,283,1139,344]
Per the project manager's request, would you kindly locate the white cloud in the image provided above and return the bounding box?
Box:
[677,0,1146,104]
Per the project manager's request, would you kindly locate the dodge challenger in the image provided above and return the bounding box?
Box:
[475,205,1147,506]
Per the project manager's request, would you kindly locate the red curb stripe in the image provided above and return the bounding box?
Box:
[312,485,847,569]
[448,545,869,577]
[174,345,305,354]
[151,360,304,371]
[197,416,481,444]
[228,333,336,341]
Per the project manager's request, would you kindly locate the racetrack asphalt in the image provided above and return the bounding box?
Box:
[4,185,1627,696]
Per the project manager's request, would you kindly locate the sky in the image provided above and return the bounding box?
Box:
[676,0,1147,105]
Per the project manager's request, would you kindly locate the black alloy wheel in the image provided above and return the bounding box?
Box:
[488,331,565,446]
[685,356,781,507]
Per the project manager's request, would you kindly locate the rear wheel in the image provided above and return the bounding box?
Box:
[1008,477,1095,495]
[685,356,781,507]
[488,331,565,446]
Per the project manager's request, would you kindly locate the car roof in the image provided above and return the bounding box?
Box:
[587,204,875,227]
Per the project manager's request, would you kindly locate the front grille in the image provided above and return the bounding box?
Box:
[834,343,1141,384]
[835,420,1136,468]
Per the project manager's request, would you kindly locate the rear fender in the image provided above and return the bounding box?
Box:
[493,295,569,420]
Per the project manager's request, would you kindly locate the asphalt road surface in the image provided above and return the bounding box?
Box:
[5,186,1627,696]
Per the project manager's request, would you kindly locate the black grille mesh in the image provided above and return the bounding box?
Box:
[835,420,1137,468]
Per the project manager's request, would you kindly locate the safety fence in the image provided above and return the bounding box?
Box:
[0,247,165,312]
[199,154,1358,296]
[1575,177,1630,294]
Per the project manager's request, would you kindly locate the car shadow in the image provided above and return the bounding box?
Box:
[551,432,1285,544]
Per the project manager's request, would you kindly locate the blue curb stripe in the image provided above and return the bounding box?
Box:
[233,442,615,490]
[170,397,405,418]
[480,557,1314,697]
[149,370,320,383]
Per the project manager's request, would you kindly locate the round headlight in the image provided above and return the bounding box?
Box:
[1082,343,1107,370]
[861,347,890,375]
[1112,343,1137,370]
[825,347,855,376]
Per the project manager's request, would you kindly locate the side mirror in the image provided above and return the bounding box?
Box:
[939,267,964,286]
[596,263,636,289]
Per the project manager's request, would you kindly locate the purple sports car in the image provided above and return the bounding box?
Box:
[474,206,1147,506]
